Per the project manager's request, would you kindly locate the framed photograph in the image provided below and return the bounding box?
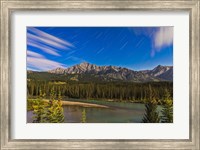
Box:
[1,0,199,149]
[27,26,174,124]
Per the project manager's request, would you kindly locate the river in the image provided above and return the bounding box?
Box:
[27,99,162,123]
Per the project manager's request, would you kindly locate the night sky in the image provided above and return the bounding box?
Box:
[27,27,173,71]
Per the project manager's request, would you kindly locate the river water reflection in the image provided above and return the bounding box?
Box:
[27,99,162,123]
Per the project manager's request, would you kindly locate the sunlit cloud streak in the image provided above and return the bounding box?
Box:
[27,27,173,71]
[151,27,173,57]
[27,50,67,70]
[27,27,75,58]
[154,27,173,49]
[27,27,77,70]
[130,27,173,57]
[27,40,61,56]
[27,49,68,71]
[27,27,74,48]
[27,50,44,58]
[27,57,67,70]
[27,33,67,49]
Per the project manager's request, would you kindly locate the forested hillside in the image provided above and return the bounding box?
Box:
[27,63,173,104]
[27,80,173,104]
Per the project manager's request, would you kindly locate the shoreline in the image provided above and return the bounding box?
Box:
[42,99,109,108]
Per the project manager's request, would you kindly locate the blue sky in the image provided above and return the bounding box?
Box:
[27,27,173,71]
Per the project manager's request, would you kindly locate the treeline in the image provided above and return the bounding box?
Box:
[27,80,173,104]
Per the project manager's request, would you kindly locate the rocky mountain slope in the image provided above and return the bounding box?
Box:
[46,62,173,82]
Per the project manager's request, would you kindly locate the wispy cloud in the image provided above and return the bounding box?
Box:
[130,27,173,57]
[27,27,75,57]
[27,40,60,56]
[154,27,173,50]
[27,33,67,49]
[27,27,74,48]
[151,27,173,57]
[27,50,44,58]
[27,50,67,71]
[27,57,66,70]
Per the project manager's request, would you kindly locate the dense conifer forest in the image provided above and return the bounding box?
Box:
[27,80,173,104]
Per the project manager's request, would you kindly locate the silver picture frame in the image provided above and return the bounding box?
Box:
[0,0,199,149]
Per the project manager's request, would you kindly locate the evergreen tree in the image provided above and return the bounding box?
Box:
[27,80,173,103]
[31,88,65,123]
[56,91,65,123]
[46,89,65,123]
[48,88,56,122]
[142,100,160,123]
[81,108,87,123]
[142,85,160,123]
[32,90,46,123]
[161,89,173,123]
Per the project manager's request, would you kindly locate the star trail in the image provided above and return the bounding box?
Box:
[27,27,173,71]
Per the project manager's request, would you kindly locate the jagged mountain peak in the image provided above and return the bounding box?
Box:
[153,64,172,69]
[152,65,172,73]
[80,61,90,66]
[47,63,173,81]
[79,62,96,68]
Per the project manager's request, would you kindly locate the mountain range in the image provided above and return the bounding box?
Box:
[27,62,173,82]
